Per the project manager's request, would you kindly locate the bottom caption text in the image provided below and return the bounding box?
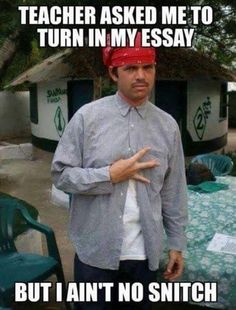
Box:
[15,282,218,303]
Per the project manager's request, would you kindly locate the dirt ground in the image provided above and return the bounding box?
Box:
[1,131,236,310]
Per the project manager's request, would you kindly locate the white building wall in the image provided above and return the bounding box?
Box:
[0,91,30,139]
[187,80,227,142]
[228,82,236,92]
[31,80,68,141]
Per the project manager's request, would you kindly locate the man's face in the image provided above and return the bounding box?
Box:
[109,63,156,105]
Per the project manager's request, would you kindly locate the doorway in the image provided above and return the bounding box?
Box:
[67,80,94,120]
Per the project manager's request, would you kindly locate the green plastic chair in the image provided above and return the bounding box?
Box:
[0,197,70,309]
[191,154,234,176]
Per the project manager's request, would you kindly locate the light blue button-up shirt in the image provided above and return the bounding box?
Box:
[51,93,188,271]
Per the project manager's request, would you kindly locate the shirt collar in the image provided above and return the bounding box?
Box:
[115,92,148,119]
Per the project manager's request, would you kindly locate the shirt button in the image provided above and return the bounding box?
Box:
[120,192,123,196]
[119,215,122,219]
[130,124,134,128]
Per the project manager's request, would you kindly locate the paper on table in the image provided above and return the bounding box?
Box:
[207,233,236,255]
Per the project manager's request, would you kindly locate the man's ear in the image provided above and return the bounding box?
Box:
[108,67,118,82]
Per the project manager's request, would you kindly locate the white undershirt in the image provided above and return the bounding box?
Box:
[120,179,146,260]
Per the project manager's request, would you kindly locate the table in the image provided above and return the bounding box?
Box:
[159,176,236,309]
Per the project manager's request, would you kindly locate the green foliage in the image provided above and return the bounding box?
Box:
[0,0,21,33]
[1,40,58,89]
[2,51,28,87]
[192,0,236,66]
[101,78,117,97]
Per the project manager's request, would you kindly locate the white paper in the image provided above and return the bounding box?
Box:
[207,233,236,255]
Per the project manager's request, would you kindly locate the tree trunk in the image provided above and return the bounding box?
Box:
[0,31,19,78]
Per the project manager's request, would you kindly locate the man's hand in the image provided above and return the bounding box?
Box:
[109,147,159,184]
[163,250,184,281]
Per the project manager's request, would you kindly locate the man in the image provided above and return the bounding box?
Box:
[51,32,188,309]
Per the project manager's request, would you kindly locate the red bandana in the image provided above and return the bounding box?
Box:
[103,32,156,67]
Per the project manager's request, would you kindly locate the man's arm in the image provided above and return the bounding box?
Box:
[160,126,188,279]
[51,112,114,195]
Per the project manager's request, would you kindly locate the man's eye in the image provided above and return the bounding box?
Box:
[144,65,155,70]
[125,66,135,72]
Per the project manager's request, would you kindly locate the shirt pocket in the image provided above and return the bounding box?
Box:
[144,149,168,192]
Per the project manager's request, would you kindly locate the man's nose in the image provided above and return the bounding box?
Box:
[135,68,145,80]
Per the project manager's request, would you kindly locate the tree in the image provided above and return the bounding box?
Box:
[192,0,236,66]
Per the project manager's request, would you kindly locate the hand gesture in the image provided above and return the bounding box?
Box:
[109,147,159,184]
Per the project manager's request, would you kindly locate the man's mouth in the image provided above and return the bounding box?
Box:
[132,83,148,88]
